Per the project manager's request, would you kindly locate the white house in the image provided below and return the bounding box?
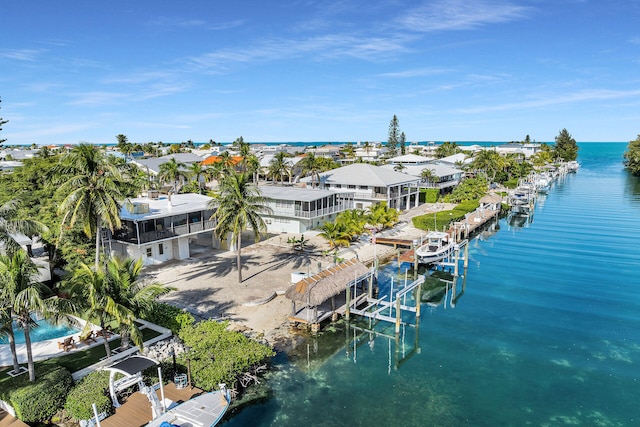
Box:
[380,161,463,191]
[301,163,420,211]
[259,186,354,233]
[106,193,216,265]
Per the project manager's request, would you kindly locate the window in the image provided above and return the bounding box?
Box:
[158,244,164,255]
[146,247,152,257]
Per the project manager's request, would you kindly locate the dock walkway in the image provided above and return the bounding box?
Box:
[0,411,28,427]
[101,382,203,427]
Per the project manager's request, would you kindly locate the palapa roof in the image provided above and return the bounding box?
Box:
[285,258,371,306]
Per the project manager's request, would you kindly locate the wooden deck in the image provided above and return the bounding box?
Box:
[372,237,414,248]
[101,382,203,427]
[0,410,29,427]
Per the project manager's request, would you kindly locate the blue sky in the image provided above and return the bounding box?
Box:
[1,0,639,145]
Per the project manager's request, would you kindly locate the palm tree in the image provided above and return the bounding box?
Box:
[0,199,48,256]
[244,153,261,183]
[208,172,272,283]
[394,162,406,172]
[62,256,170,358]
[300,152,322,188]
[0,304,20,376]
[318,222,351,250]
[203,162,227,186]
[0,251,48,382]
[53,144,126,269]
[268,152,290,185]
[420,168,439,186]
[158,157,188,194]
[344,143,356,158]
[104,256,172,350]
[367,202,399,230]
[187,162,206,193]
[335,209,367,241]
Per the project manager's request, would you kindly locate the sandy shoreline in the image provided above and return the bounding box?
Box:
[145,203,455,351]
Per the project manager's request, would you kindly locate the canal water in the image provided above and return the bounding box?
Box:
[225,142,640,426]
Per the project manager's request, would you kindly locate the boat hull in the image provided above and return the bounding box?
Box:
[146,390,230,427]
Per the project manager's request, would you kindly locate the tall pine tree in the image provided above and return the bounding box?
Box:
[553,128,579,161]
[0,98,8,147]
[387,115,400,156]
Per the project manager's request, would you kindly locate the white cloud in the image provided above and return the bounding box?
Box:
[457,88,640,114]
[67,92,130,106]
[147,17,245,31]
[0,49,43,61]
[378,67,452,78]
[398,0,531,32]
[185,33,414,71]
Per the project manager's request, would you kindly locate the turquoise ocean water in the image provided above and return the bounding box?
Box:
[224,142,640,426]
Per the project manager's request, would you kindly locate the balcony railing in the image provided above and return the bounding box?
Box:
[268,201,354,219]
[115,219,217,245]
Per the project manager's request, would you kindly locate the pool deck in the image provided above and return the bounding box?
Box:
[0,325,106,367]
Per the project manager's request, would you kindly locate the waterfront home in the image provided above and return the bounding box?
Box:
[105,193,215,265]
[495,143,541,158]
[380,161,463,192]
[259,186,354,233]
[385,153,435,165]
[354,142,387,162]
[301,163,420,211]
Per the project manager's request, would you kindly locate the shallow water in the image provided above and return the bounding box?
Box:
[225,143,640,426]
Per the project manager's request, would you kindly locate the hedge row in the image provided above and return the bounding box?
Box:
[64,370,112,421]
[3,365,73,423]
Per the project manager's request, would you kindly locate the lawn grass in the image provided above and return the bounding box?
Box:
[0,327,163,389]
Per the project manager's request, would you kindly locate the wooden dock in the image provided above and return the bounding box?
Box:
[0,411,29,427]
[372,237,414,248]
[101,382,203,427]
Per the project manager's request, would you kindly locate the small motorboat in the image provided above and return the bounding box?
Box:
[415,231,454,264]
[145,385,231,427]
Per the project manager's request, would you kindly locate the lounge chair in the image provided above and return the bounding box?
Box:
[79,330,98,345]
[57,336,76,352]
[98,328,115,339]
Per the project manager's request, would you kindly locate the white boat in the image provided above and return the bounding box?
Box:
[415,231,454,264]
[567,160,580,173]
[146,386,231,427]
[535,173,551,193]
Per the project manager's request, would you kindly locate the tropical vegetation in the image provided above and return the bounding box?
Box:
[553,128,579,161]
[208,171,272,283]
[624,135,640,176]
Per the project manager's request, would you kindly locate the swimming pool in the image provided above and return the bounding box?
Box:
[0,317,80,345]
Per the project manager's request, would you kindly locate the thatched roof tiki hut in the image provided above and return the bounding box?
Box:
[285,259,373,332]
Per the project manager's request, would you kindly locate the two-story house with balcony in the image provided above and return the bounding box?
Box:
[259,186,354,233]
[301,163,420,211]
[106,192,216,265]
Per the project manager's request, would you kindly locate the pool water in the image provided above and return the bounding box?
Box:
[0,317,79,345]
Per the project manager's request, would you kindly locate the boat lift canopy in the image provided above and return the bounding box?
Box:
[105,355,159,408]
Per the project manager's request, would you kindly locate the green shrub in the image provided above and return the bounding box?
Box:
[65,371,112,421]
[9,365,73,423]
[453,200,480,214]
[178,320,274,390]
[142,302,195,334]
[503,178,519,189]
[419,188,439,203]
